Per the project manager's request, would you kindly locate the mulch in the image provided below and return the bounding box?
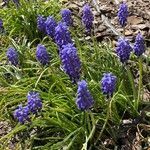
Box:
[64,0,150,48]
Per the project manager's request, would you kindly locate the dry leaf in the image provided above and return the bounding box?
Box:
[128,16,143,25]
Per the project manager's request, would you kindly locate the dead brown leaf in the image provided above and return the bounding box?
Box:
[128,16,143,25]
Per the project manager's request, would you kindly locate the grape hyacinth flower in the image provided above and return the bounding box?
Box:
[118,2,128,27]
[13,0,19,6]
[55,22,73,48]
[116,37,132,63]
[14,105,29,124]
[36,44,50,65]
[6,47,19,66]
[134,32,145,57]
[61,9,73,26]
[76,80,94,110]
[27,91,42,114]
[37,15,46,33]
[0,19,3,29]
[82,4,94,32]
[61,43,81,83]
[101,73,117,98]
[45,16,57,39]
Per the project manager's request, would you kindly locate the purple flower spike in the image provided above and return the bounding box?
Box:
[82,4,94,32]
[76,80,94,111]
[13,0,19,6]
[36,44,50,65]
[27,91,42,114]
[118,2,128,27]
[6,47,19,66]
[61,9,73,26]
[37,15,46,33]
[134,32,145,57]
[116,38,132,63]
[14,105,29,124]
[45,16,57,39]
[0,19,3,29]
[60,43,81,83]
[55,22,73,48]
[101,73,117,98]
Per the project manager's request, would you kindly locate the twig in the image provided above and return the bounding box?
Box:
[113,0,119,5]
[101,14,121,36]
[92,0,121,37]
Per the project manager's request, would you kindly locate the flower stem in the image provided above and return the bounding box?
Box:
[125,65,137,102]
[82,110,97,150]
[87,111,96,141]
[94,98,112,145]
[34,67,48,88]
[86,111,91,134]
[123,27,125,37]
[136,57,143,110]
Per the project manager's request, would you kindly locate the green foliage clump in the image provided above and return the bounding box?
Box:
[0,0,149,150]
[1,0,60,42]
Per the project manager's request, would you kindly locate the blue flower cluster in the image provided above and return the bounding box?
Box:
[8,1,146,119]
[82,4,94,32]
[116,38,132,63]
[45,16,57,39]
[14,105,29,124]
[6,47,19,66]
[118,2,128,27]
[101,73,117,98]
[55,22,73,48]
[37,4,94,39]
[116,2,145,61]
[14,91,42,124]
[35,5,94,83]
[0,19,3,29]
[61,9,73,26]
[36,44,50,65]
[76,80,94,110]
[61,43,81,83]
[13,0,19,6]
[134,33,145,57]
[37,15,46,33]
[37,10,73,40]
[3,0,19,6]
[27,91,42,114]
